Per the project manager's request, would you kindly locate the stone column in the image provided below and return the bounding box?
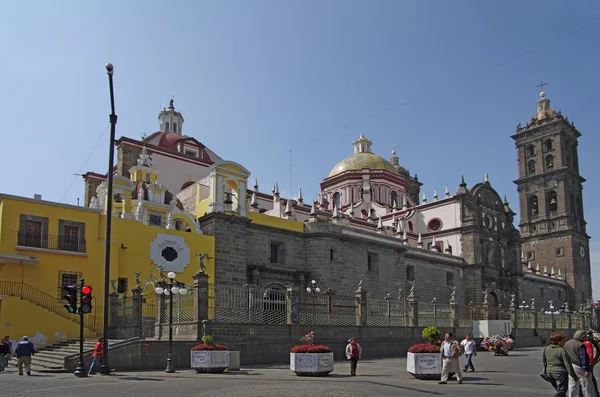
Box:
[408,294,418,327]
[286,285,300,325]
[193,272,210,323]
[155,293,166,340]
[449,297,458,328]
[355,287,367,326]
[132,287,143,337]
[482,302,489,320]
[497,304,504,320]
[531,307,538,329]
[510,303,517,329]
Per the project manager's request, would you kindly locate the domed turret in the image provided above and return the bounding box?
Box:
[327,134,399,177]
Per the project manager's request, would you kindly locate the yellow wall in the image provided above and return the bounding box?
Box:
[0,195,214,346]
[247,211,305,232]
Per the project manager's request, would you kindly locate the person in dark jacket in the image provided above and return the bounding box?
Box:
[564,330,595,397]
[0,340,8,371]
[15,336,35,376]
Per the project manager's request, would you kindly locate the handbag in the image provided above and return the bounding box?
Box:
[540,346,552,382]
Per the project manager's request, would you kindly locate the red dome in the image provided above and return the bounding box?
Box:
[158,133,183,151]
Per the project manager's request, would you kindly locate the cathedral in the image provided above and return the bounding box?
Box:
[83,88,593,310]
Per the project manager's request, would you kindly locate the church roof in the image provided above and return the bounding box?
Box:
[328,152,399,177]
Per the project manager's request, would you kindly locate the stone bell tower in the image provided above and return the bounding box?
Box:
[512,83,591,306]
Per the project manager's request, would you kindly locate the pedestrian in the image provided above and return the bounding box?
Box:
[0,339,7,371]
[345,338,362,376]
[564,330,595,397]
[542,331,578,397]
[461,333,476,372]
[88,337,104,375]
[439,332,464,384]
[3,336,12,369]
[14,336,35,376]
[583,330,599,397]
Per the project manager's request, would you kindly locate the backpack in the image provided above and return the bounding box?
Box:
[455,341,464,357]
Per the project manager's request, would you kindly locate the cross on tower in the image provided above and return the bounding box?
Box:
[537,81,547,92]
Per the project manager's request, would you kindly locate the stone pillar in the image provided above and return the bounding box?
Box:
[567,311,572,330]
[408,294,418,327]
[497,304,504,320]
[193,272,210,324]
[121,191,133,219]
[355,287,367,326]
[155,293,166,340]
[510,303,517,329]
[482,302,489,320]
[449,298,458,328]
[132,287,143,337]
[531,307,538,329]
[286,285,300,325]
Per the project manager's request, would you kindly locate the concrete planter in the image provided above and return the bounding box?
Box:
[290,352,334,376]
[191,350,229,373]
[406,352,450,380]
[228,351,241,371]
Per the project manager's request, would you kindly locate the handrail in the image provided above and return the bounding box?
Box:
[0,281,97,332]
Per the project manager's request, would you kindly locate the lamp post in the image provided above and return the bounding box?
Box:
[101,62,117,376]
[306,280,320,315]
[544,301,559,331]
[155,271,188,373]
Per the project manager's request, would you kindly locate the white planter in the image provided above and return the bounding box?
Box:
[228,351,241,371]
[290,352,334,376]
[406,352,455,380]
[191,350,229,373]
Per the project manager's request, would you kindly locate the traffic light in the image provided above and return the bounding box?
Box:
[80,285,93,314]
[63,285,78,313]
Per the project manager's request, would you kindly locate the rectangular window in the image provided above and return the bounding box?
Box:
[446,272,454,286]
[149,212,163,226]
[58,219,86,253]
[117,278,128,294]
[367,253,378,273]
[24,220,43,247]
[184,150,197,157]
[18,214,49,249]
[556,247,564,257]
[62,225,80,252]
[58,271,81,298]
[270,243,279,264]
[329,248,334,262]
[406,265,415,282]
[527,251,535,261]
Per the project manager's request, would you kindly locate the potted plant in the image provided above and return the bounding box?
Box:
[290,331,334,376]
[190,334,229,373]
[406,326,453,380]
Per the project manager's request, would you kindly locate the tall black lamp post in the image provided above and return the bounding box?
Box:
[155,272,187,373]
[101,62,117,376]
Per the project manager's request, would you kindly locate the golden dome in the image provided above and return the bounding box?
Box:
[328,152,399,177]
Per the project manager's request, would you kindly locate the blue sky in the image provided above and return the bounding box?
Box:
[1,1,599,297]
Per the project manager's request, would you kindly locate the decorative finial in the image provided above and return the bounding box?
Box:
[395,219,403,234]
[253,177,259,192]
[422,192,427,204]
[537,81,547,96]
[430,235,437,251]
[402,229,408,244]
[376,216,383,230]
[433,188,438,201]
[284,199,292,216]
[310,202,317,216]
[169,98,174,109]
[297,188,303,204]
[250,191,259,208]
[417,233,423,248]
[445,185,450,198]
[332,204,340,219]
[484,173,489,183]
[460,175,466,187]
[392,143,397,156]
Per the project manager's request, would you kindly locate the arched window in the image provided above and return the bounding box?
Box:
[173,122,177,133]
[528,195,539,217]
[390,191,397,207]
[181,181,195,190]
[528,160,536,174]
[408,221,413,232]
[544,139,553,152]
[332,192,341,209]
[547,191,557,215]
[165,122,169,132]
[546,155,554,170]
[526,144,535,157]
[360,209,368,220]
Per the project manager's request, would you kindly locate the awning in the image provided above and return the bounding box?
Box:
[0,253,38,265]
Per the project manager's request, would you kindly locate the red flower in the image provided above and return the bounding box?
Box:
[191,343,229,351]
[408,344,441,354]
[291,345,332,353]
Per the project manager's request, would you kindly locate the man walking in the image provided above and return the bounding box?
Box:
[564,330,595,397]
[461,333,477,372]
[3,336,12,369]
[439,332,464,384]
[15,336,35,376]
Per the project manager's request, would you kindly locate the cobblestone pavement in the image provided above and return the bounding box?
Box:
[2,347,599,397]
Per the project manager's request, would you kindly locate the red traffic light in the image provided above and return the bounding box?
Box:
[82,286,92,295]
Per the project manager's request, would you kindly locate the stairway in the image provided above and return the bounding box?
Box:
[6,340,106,373]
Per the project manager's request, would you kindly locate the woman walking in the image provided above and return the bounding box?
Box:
[543,331,578,397]
[88,337,104,375]
[345,338,362,376]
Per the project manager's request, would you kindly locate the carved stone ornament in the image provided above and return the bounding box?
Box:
[526,185,539,193]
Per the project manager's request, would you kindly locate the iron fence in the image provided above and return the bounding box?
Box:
[299,292,357,326]
[208,284,288,324]
[418,301,453,327]
[162,292,196,323]
[367,297,409,327]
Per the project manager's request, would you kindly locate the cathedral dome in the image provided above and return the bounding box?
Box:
[328,152,399,177]
[158,132,183,151]
[327,134,400,178]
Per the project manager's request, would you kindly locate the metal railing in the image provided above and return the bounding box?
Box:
[0,281,97,331]
[17,231,86,253]
[367,297,409,327]
[418,301,453,327]
[208,284,288,324]
[299,292,357,326]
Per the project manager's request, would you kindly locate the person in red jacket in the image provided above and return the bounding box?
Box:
[88,337,103,375]
[583,331,599,397]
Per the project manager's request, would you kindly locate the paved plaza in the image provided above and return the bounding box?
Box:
[2,347,599,396]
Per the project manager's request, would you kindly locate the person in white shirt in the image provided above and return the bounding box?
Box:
[461,334,477,372]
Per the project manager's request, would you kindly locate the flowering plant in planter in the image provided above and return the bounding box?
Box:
[408,344,443,354]
[290,331,333,376]
[406,326,453,381]
[191,334,229,373]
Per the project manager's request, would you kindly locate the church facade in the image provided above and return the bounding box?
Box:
[81,89,591,311]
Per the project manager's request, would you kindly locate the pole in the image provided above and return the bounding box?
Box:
[101,63,117,376]
[74,278,87,377]
[165,279,175,373]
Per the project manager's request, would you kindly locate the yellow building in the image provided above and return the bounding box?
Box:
[0,149,215,348]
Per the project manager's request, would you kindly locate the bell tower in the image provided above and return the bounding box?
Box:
[158,98,184,134]
[512,83,591,306]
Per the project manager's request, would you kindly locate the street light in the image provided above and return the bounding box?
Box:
[155,271,188,373]
[306,279,321,293]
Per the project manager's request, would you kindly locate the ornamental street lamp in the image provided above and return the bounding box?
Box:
[155,271,188,373]
[306,279,321,293]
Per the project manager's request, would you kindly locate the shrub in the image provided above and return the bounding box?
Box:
[408,344,442,354]
[422,326,441,345]
[291,345,332,353]
[191,343,229,351]
[202,334,215,346]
